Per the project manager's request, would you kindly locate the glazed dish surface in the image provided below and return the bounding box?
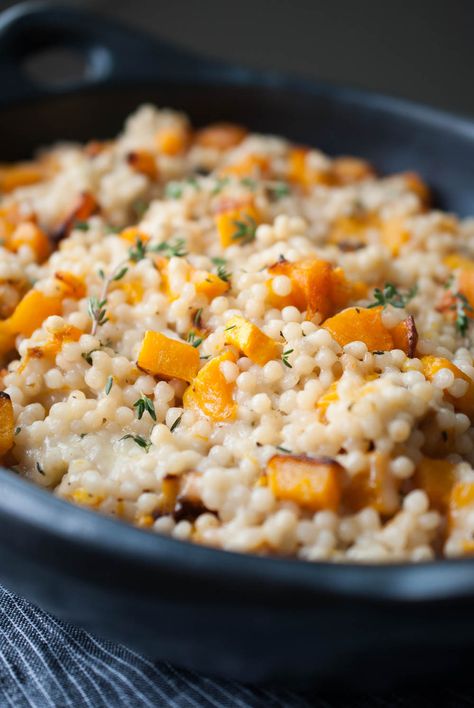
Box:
[1,104,474,562]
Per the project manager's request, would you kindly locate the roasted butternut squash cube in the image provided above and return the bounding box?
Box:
[421,355,474,417]
[0,391,14,457]
[380,215,411,256]
[391,315,418,358]
[194,272,230,299]
[215,202,260,248]
[343,452,400,515]
[331,156,375,185]
[328,212,379,248]
[224,315,280,366]
[220,154,269,178]
[183,349,237,422]
[120,227,150,244]
[0,162,45,192]
[7,222,51,262]
[267,454,343,512]
[7,290,62,339]
[54,271,86,299]
[155,126,189,155]
[126,150,158,179]
[288,148,332,188]
[323,306,392,352]
[413,457,456,512]
[138,330,200,382]
[267,258,334,320]
[195,122,247,150]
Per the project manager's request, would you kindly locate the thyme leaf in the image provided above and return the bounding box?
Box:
[133,394,157,421]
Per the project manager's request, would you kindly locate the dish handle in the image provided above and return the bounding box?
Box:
[0,1,233,104]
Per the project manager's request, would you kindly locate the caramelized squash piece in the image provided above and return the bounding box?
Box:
[380,215,411,256]
[343,452,400,515]
[288,148,332,189]
[331,157,375,185]
[8,290,62,338]
[137,330,200,382]
[0,162,45,193]
[120,227,150,244]
[126,150,158,179]
[220,154,269,178]
[421,356,474,417]
[53,191,99,241]
[328,212,379,249]
[215,202,260,248]
[0,290,63,355]
[267,257,363,321]
[195,123,247,150]
[155,126,189,155]
[391,315,418,358]
[54,271,86,299]
[183,350,237,422]
[413,457,456,512]
[267,454,343,512]
[194,272,229,299]
[224,315,280,366]
[7,222,51,262]
[403,171,430,207]
[323,306,417,356]
[25,325,82,364]
[0,392,14,457]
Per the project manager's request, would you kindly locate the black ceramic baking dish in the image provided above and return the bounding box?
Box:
[1,1,474,691]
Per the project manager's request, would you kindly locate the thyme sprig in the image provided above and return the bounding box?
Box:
[187,331,203,348]
[368,282,418,309]
[453,292,473,336]
[231,215,257,245]
[120,433,152,453]
[133,394,157,421]
[88,262,128,335]
[282,348,294,368]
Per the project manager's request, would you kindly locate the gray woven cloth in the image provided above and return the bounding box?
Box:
[0,585,472,707]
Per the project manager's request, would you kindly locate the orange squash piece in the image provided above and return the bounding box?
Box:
[413,457,456,512]
[288,148,332,189]
[0,162,45,193]
[403,171,430,207]
[120,227,150,244]
[183,349,237,422]
[194,272,230,299]
[137,330,200,382]
[54,191,99,241]
[224,315,280,366]
[380,215,411,256]
[331,156,375,185]
[215,202,260,248]
[126,150,158,179]
[195,122,247,150]
[7,222,51,262]
[343,452,400,515]
[323,306,417,356]
[328,212,379,249]
[155,126,189,156]
[421,356,474,417]
[267,454,343,512]
[220,154,269,178]
[54,271,86,299]
[8,290,62,339]
[0,392,14,457]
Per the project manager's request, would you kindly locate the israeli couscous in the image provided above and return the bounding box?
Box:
[1,104,474,562]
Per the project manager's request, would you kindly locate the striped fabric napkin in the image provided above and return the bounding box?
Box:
[0,585,469,707]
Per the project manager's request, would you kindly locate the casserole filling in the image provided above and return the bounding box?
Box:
[1,104,474,562]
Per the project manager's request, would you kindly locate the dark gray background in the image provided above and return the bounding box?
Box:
[1,0,474,117]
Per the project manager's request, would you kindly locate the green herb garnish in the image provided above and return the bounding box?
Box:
[282,349,294,368]
[170,414,183,432]
[151,238,188,258]
[74,221,90,231]
[187,331,203,348]
[120,434,152,453]
[231,215,257,245]
[105,376,114,395]
[133,394,157,422]
[368,282,418,309]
